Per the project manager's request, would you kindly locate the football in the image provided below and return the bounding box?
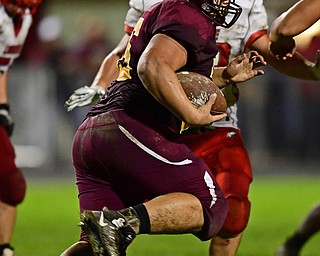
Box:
[176,71,227,115]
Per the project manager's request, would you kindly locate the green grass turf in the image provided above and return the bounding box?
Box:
[11,175,320,256]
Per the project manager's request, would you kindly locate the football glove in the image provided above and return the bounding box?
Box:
[64,85,106,112]
[222,83,239,107]
[0,104,14,137]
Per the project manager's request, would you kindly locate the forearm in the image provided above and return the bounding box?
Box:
[251,34,317,80]
[138,56,197,124]
[269,12,298,42]
[137,33,210,125]
[138,33,226,126]
[212,67,231,88]
[270,0,320,41]
[91,34,130,90]
[0,72,9,103]
[267,51,317,80]
[91,52,120,90]
[64,34,131,111]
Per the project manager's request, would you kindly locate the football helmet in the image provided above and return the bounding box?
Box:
[1,0,42,15]
[191,0,242,28]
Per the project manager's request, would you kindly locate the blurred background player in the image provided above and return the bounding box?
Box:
[276,203,320,256]
[269,1,320,255]
[0,0,41,255]
[65,0,320,256]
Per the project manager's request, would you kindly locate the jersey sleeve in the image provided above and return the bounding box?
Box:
[124,0,144,34]
[149,1,215,56]
[0,7,32,72]
[124,0,163,34]
[243,0,268,50]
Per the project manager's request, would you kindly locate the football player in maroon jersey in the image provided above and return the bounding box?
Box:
[0,1,41,255]
[64,0,320,255]
[61,0,267,256]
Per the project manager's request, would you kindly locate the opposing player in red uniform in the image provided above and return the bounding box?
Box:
[62,0,267,255]
[180,0,319,255]
[270,2,320,255]
[0,1,41,255]
[65,1,319,256]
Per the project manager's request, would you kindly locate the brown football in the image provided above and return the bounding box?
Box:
[176,71,227,115]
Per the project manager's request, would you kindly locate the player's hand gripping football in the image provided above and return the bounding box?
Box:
[223,51,267,83]
[64,85,106,112]
[0,104,14,137]
[186,93,227,127]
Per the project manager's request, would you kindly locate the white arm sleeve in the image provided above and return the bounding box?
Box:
[124,0,163,29]
[243,0,268,48]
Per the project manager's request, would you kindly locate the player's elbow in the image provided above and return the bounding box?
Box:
[137,54,160,89]
[275,24,293,38]
[272,13,296,38]
[137,56,148,80]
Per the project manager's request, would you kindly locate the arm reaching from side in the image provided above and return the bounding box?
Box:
[65,34,130,111]
[64,85,106,112]
[269,0,320,60]
[213,51,267,88]
[249,33,319,80]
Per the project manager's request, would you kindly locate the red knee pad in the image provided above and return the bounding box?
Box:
[0,167,26,206]
[219,196,251,237]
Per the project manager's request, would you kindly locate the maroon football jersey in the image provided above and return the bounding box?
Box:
[88,0,218,132]
[74,1,228,241]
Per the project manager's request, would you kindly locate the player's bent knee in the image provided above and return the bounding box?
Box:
[0,167,26,206]
[197,197,229,241]
[219,196,251,237]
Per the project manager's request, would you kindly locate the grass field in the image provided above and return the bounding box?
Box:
[12,174,320,256]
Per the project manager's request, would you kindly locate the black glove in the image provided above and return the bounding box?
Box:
[0,104,14,137]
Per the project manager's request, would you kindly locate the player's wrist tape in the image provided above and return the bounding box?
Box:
[0,103,10,111]
[0,243,14,251]
[222,68,233,86]
[93,85,106,95]
[0,103,14,137]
